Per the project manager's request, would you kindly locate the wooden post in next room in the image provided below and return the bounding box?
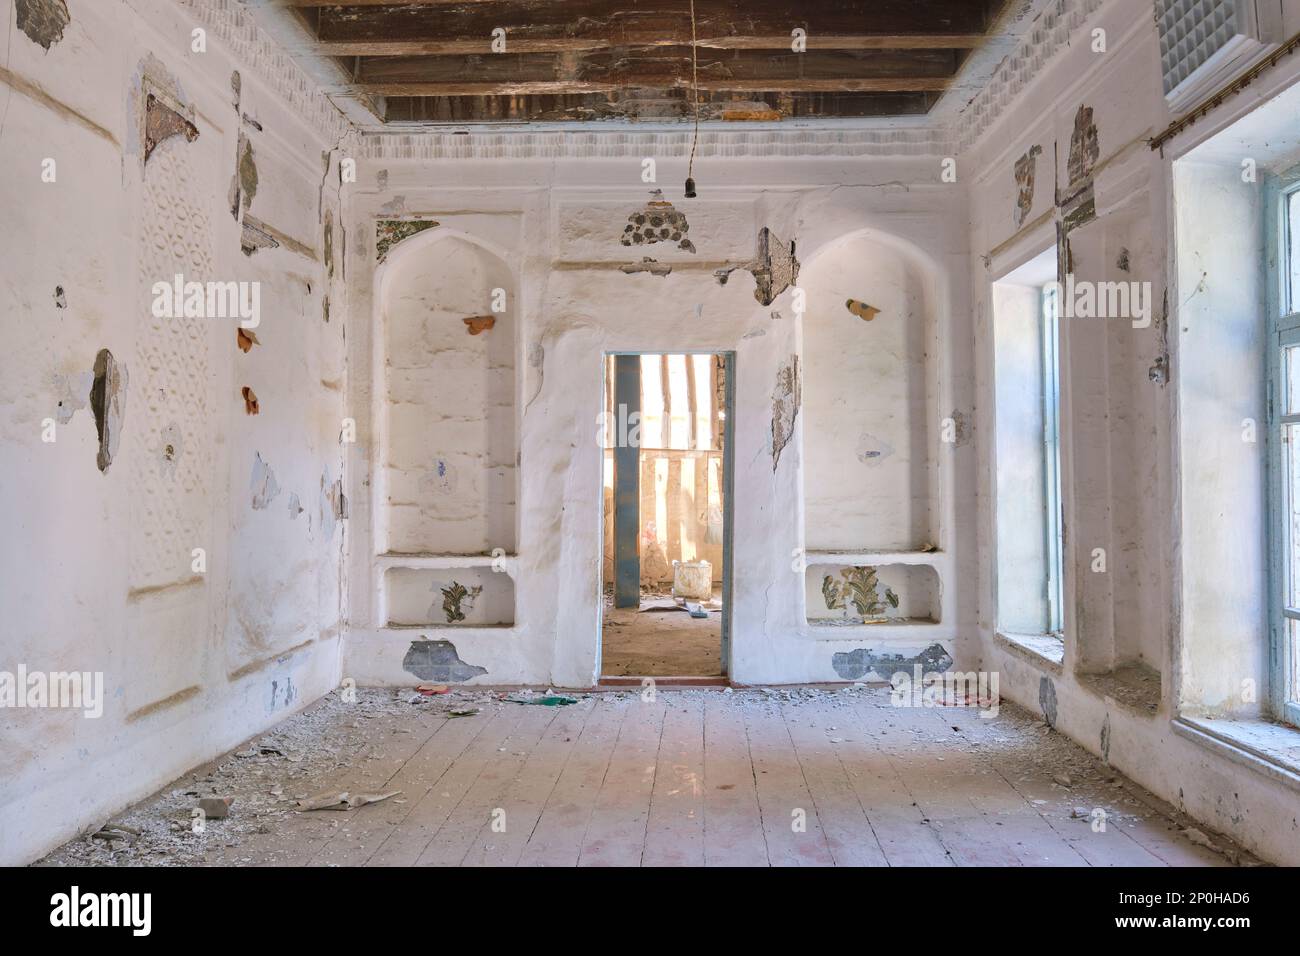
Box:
[613,354,641,608]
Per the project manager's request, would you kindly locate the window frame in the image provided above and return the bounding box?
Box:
[1041,283,1065,636]
[1266,170,1300,727]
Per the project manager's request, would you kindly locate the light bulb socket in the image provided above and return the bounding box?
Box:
[684,177,697,198]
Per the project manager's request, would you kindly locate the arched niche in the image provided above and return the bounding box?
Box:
[801,231,937,552]
[377,231,517,556]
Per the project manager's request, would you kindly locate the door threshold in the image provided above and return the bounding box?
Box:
[597,675,730,688]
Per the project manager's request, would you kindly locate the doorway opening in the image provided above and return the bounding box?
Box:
[600,352,734,679]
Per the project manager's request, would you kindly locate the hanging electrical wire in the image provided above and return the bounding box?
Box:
[684,0,700,198]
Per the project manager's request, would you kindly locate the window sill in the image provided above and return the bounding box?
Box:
[1172,716,1300,794]
[995,631,1064,672]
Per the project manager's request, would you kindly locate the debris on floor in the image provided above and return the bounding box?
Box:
[295,790,400,812]
[34,686,1260,867]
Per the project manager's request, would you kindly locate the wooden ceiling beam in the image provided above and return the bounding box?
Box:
[355,49,960,84]
[314,2,993,49]
[318,34,986,55]
[358,76,953,96]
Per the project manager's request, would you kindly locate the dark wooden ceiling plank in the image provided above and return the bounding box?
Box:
[356,49,960,84]
[381,88,938,122]
[317,33,986,55]
[359,76,953,95]
[315,1,992,46]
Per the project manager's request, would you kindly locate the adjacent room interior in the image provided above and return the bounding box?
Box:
[600,352,729,679]
[4,0,1300,871]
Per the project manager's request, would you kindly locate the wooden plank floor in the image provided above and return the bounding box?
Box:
[37,686,1259,867]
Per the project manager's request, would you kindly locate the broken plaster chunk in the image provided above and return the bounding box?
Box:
[295,790,400,812]
[462,316,495,335]
[198,796,233,819]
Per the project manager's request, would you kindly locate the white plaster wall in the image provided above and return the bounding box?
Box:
[0,0,345,865]
[967,0,1300,865]
[342,158,978,690]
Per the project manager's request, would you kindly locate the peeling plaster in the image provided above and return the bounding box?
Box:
[143,93,198,165]
[620,194,693,252]
[856,431,894,465]
[51,369,91,425]
[1067,106,1100,186]
[1013,144,1042,229]
[1039,675,1058,728]
[229,131,257,219]
[620,257,672,277]
[159,422,183,477]
[90,349,126,474]
[822,566,899,621]
[716,227,800,306]
[319,469,344,541]
[241,386,259,415]
[948,410,972,447]
[323,210,335,279]
[15,0,70,51]
[770,355,800,472]
[236,328,259,352]
[1100,712,1112,764]
[375,219,439,263]
[402,639,486,683]
[462,316,495,335]
[288,492,303,520]
[438,581,483,624]
[831,643,953,681]
[240,219,279,257]
[53,286,66,309]
[250,452,281,510]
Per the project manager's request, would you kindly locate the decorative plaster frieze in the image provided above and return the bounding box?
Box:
[175,0,350,143]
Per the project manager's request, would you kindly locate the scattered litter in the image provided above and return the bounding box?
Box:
[447,708,480,718]
[417,684,450,696]
[1052,772,1073,788]
[505,691,578,707]
[685,602,708,619]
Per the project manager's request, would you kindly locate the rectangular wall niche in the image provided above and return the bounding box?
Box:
[801,234,937,551]
[806,563,939,626]
[379,234,517,557]
[384,567,515,628]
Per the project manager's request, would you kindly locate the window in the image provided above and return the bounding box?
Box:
[1269,181,1300,725]
[992,247,1065,645]
[1042,284,1065,635]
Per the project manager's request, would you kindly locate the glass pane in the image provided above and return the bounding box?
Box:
[1289,190,1300,314]
[1287,345,1300,415]
[1290,619,1300,705]
[1287,422,1300,607]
